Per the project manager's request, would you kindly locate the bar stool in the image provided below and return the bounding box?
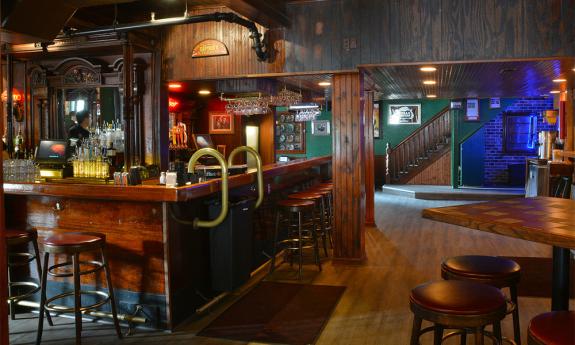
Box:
[410,280,507,345]
[37,232,122,345]
[527,311,574,345]
[288,192,329,256]
[305,187,333,248]
[441,255,521,345]
[6,229,53,325]
[269,199,322,279]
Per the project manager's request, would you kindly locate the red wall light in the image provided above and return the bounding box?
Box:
[168,97,179,111]
[1,89,23,102]
[168,82,182,90]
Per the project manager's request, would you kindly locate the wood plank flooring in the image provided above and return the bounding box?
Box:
[9,192,572,344]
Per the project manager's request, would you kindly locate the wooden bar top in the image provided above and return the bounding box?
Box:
[422,197,575,249]
[4,156,331,202]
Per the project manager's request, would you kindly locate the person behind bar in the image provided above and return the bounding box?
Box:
[68,110,91,144]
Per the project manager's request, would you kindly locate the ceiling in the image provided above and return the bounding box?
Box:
[364,59,575,100]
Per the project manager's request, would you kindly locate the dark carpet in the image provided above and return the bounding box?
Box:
[505,256,575,298]
[198,281,346,345]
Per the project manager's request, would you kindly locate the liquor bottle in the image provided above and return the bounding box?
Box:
[13,126,24,159]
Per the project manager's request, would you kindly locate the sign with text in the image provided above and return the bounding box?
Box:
[192,39,229,58]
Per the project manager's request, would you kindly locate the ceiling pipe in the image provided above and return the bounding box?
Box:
[62,12,269,61]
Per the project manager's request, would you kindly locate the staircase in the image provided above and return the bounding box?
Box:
[386,106,451,184]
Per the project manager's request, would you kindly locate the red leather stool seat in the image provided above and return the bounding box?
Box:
[288,192,323,200]
[410,280,506,316]
[42,233,103,247]
[277,199,315,208]
[442,255,520,279]
[6,229,32,240]
[528,311,575,345]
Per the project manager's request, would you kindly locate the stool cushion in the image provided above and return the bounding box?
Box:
[442,255,520,279]
[6,229,32,240]
[288,192,322,200]
[277,199,315,208]
[410,280,506,316]
[529,311,575,345]
[42,233,103,247]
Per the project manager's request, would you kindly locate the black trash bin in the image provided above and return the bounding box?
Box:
[208,196,255,292]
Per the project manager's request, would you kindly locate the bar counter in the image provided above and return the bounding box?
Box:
[4,156,331,330]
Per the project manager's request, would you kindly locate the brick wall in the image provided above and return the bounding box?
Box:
[484,98,556,186]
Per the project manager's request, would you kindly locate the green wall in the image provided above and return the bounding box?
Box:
[374,99,450,155]
[275,109,332,160]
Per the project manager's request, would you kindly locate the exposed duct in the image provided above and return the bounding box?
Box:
[63,12,270,61]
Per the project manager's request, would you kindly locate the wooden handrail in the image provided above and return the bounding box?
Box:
[391,106,450,150]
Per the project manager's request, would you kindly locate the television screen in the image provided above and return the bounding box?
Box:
[192,134,214,150]
[35,140,69,164]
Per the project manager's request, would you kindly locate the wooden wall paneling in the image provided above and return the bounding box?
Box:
[565,90,573,151]
[440,0,465,61]
[0,39,8,345]
[364,90,375,226]
[406,151,451,185]
[421,0,442,61]
[374,155,386,187]
[341,0,360,69]
[259,112,275,165]
[332,73,365,262]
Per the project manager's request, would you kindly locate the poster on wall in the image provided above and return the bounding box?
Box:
[373,103,381,138]
[465,98,480,121]
[209,112,234,134]
[388,104,421,125]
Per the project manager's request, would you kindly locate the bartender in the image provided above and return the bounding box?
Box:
[68,110,91,144]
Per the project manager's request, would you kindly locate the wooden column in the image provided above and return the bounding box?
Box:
[0,40,9,345]
[364,90,375,226]
[564,90,574,151]
[332,73,366,263]
[123,38,134,169]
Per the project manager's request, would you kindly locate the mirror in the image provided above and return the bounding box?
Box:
[58,87,122,139]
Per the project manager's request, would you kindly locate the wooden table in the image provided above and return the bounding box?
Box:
[423,196,575,311]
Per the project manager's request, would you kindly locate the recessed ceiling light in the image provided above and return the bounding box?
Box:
[553,78,567,83]
[198,90,211,95]
[423,80,436,85]
[318,81,331,86]
[420,66,437,72]
[168,83,182,89]
[550,90,561,94]
[426,94,437,98]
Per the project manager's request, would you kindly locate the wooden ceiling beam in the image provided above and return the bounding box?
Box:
[220,0,290,28]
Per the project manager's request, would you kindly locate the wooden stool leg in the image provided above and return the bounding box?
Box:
[460,331,467,345]
[318,200,328,256]
[32,238,53,326]
[297,211,303,280]
[7,265,15,320]
[36,253,50,345]
[410,316,422,345]
[101,246,122,339]
[493,321,502,344]
[474,328,484,345]
[311,209,322,272]
[72,253,82,345]
[433,325,444,345]
[510,285,521,345]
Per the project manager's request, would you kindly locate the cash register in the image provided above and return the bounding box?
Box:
[35,140,72,178]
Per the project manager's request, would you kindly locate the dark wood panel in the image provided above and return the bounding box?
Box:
[0,39,7,345]
[374,154,385,187]
[406,151,451,185]
[332,73,365,262]
[5,196,166,294]
[259,112,275,165]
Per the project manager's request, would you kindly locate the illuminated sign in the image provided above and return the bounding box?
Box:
[192,39,229,58]
[168,97,179,111]
[1,89,23,102]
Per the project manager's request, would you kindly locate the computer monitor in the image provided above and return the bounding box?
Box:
[35,140,69,165]
[192,134,214,150]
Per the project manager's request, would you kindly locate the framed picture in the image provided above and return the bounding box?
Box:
[311,120,330,136]
[388,104,421,125]
[209,112,234,134]
[465,99,480,121]
[275,111,306,154]
[373,103,381,138]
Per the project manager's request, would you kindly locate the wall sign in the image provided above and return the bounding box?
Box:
[373,103,381,138]
[388,104,421,125]
[489,98,501,109]
[465,99,480,121]
[192,39,229,58]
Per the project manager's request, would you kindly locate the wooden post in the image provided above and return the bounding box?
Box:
[332,73,366,263]
[364,90,375,226]
[123,37,134,169]
[564,90,573,152]
[385,143,391,184]
[0,40,9,345]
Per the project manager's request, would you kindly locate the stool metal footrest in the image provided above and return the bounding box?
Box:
[45,290,111,313]
[48,260,104,277]
[7,281,41,302]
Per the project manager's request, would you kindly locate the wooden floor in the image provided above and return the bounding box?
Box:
[9,192,573,344]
